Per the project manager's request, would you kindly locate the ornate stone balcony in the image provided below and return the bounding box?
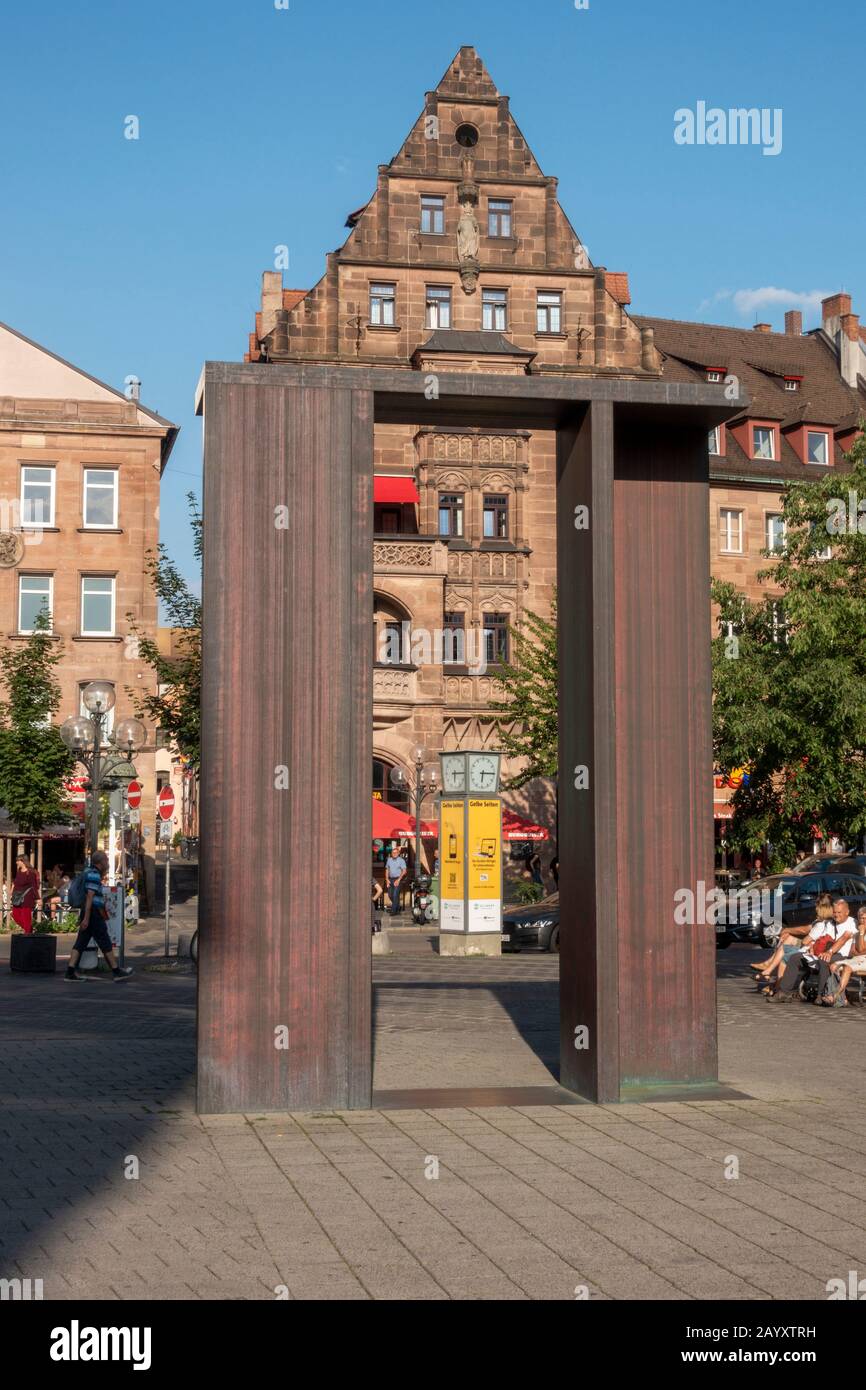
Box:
[373,535,449,575]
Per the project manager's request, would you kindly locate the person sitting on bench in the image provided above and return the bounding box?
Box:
[771,896,856,1004]
[827,906,866,1008]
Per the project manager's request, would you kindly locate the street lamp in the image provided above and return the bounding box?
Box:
[391,746,439,881]
[61,683,146,858]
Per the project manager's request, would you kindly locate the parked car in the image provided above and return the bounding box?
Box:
[790,853,850,875]
[501,892,559,952]
[722,871,866,948]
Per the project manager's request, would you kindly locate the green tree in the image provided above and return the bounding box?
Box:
[712,429,866,869]
[490,595,558,788]
[127,493,202,767]
[0,611,74,832]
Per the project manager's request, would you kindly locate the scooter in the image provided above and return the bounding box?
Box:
[411,874,434,924]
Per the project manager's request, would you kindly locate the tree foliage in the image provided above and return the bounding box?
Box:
[712,429,866,868]
[127,492,202,767]
[0,612,74,832]
[490,595,558,789]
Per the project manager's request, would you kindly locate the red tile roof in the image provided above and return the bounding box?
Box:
[605,272,630,306]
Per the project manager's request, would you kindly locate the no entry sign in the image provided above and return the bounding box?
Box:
[126,780,142,809]
[157,786,175,821]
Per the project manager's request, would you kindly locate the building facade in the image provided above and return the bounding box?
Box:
[641,299,866,846]
[0,319,176,887]
[245,46,656,845]
[244,47,865,866]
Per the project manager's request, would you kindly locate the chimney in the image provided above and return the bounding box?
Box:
[753,322,771,333]
[260,270,284,341]
[784,310,802,336]
[822,292,860,387]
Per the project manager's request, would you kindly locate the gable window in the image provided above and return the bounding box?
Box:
[426,285,451,329]
[488,199,513,238]
[536,291,562,334]
[807,430,829,465]
[708,426,722,455]
[752,426,775,460]
[20,466,55,528]
[483,612,510,665]
[438,493,464,538]
[18,574,52,633]
[719,508,743,554]
[369,282,396,326]
[420,195,445,235]
[482,288,508,332]
[83,469,118,528]
[81,575,115,636]
[443,611,466,665]
[483,494,508,539]
[766,514,786,553]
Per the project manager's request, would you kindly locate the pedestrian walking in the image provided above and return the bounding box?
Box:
[550,854,559,889]
[11,854,40,934]
[527,849,543,887]
[64,850,133,982]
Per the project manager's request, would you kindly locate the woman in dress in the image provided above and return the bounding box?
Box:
[11,853,41,934]
[750,892,834,993]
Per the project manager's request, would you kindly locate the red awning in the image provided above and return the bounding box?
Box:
[374,476,419,504]
[502,810,550,842]
[372,797,414,840]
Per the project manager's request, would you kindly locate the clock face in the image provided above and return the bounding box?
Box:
[468,754,498,792]
[441,756,466,793]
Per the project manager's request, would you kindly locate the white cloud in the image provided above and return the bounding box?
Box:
[702,286,833,322]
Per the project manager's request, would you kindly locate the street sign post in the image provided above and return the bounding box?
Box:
[158,787,176,958]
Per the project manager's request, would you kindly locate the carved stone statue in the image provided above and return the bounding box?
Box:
[457,202,479,263]
[456,155,481,294]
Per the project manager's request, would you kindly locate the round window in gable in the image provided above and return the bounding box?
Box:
[455,124,479,148]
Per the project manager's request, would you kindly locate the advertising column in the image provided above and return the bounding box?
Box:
[437,751,502,957]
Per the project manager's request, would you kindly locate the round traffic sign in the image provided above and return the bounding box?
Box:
[127,780,142,809]
[157,786,175,821]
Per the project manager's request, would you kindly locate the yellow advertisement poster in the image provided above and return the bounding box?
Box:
[467,799,502,932]
[439,799,465,932]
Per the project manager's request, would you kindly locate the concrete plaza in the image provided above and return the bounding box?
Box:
[1,927,865,1301]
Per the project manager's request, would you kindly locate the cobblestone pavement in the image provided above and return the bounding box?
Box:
[2,943,865,1300]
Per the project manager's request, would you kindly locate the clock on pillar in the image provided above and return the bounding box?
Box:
[439,750,501,794]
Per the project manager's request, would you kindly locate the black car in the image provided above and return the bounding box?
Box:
[501,893,559,952]
[720,870,866,948]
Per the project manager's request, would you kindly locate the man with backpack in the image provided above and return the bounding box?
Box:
[64,850,133,983]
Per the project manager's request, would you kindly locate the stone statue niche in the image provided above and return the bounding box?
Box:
[457,154,480,294]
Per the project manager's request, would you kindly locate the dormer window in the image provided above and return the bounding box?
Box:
[784,377,801,392]
[752,426,776,460]
[706,369,724,383]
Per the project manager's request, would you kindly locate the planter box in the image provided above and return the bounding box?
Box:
[10,933,57,974]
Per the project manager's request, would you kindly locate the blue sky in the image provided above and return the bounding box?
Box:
[2,0,862,583]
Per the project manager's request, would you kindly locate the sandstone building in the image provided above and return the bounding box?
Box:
[245,46,655,843]
[0,318,176,887]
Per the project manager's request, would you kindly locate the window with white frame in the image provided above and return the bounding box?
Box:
[708,426,722,455]
[719,508,743,553]
[83,470,118,528]
[18,574,52,633]
[536,291,562,334]
[784,378,800,392]
[482,288,507,331]
[487,199,513,238]
[752,426,775,460]
[766,514,786,553]
[807,430,829,465]
[369,283,396,326]
[80,575,115,636]
[425,285,451,329]
[706,370,723,384]
[420,195,445,235]
[20,465,55,528]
